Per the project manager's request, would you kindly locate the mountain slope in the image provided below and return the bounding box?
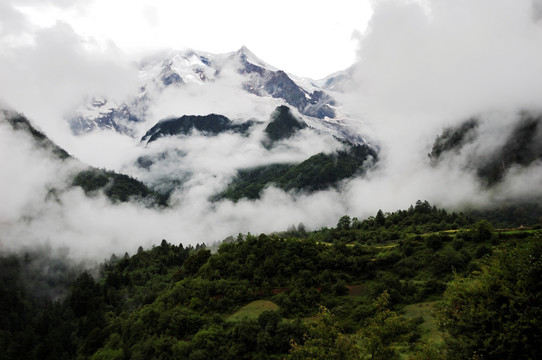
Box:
[3,201,539,359]
[141,113,257,144]
[264,105,307,144]
[428,118,478,164]
[217,142,378,201]
[429,112,542,186]
[477,114,542,185]
[134,105,378,200]
[235,47,336,119]
[3,110,70,160]
[69,46,339,136]
[2,110,167,206]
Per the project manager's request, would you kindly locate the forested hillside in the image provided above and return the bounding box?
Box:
[1,201,540,359]
[218,143,377,201]
[2,110,167,207]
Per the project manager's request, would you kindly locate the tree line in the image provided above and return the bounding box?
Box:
[0,201,541,359]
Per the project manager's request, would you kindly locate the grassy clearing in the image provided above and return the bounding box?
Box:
[374,243,399,249]
[402,302,442,344]
[496,228,541,235]
[227,300,279,321]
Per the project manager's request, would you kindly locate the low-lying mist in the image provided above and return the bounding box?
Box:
[2,0,542,260]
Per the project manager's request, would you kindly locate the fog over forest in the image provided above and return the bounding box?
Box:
[2,0,542,258]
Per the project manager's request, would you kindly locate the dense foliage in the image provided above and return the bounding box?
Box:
[72,168,168,206]
[436,238,542,359]
[3,111,168,207]
[428,119,478,163]
[429,112,542,186]
[1,202,541,359]
[477,114,542,185]
[218,143,377,201]
[468,201,542,228]
[264,105,307,144]
[141,114,256,144]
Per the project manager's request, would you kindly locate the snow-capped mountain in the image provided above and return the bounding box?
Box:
[233,46,337,119]
[68,46,344,137]
[317,67,354,92]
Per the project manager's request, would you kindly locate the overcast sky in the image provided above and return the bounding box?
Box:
[8,0,373,79]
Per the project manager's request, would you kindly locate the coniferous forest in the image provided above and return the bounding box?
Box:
[1,201,541,360]
[4,1,542,359]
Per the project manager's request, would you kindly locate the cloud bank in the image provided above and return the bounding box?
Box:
[2,0,542,260]
[0,1,138,152]
[338,0,542,211]
[0,111,348,259]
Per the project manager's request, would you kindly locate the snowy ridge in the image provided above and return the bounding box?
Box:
[316,68,354,92]
[234,45,278,72]
[138,49,222,86]
[68,46,362,144]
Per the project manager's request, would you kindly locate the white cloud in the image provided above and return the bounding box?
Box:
[353,0,542,120]
[336,0,542,215]
[8,0,373,79]
[0,18,139,150]
[146,65,279,127]
[3,0,542,261]
[0,106,352,259]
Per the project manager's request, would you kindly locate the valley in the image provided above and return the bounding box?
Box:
[2,1,542,358]
[1,202,540,359]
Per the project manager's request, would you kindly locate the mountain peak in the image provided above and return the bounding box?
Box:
[140,114,256,145]
[70,46,339,136]
[235,46,277,71]
[264,105,307,144]
[236,45,257,58]
[237,45,251,54]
